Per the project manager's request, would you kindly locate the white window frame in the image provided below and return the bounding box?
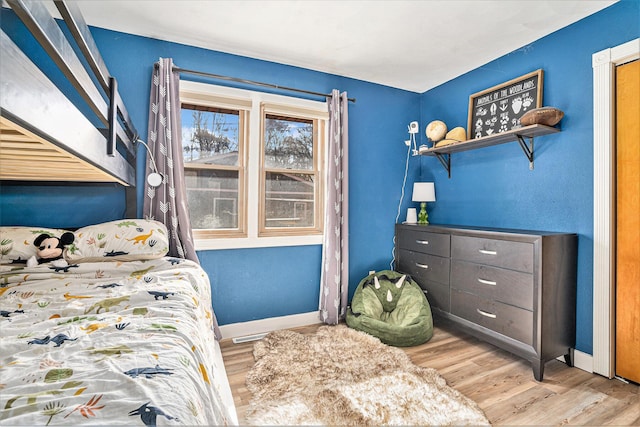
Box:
[180,81,328,250]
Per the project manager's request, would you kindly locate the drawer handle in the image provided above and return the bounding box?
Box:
[477,308,497,319]
[477,278,497,286]
[416,240,429,245]
[479,249,497,255]
[415,262,429,270]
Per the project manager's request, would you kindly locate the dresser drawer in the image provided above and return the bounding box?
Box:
[398,230,450,257]
[451,235,534,273]
[451,260,534,310]
[398,249,450,286]
[418,280,450,312]
[451,289,533,345]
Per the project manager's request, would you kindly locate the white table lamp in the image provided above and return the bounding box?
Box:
[412,182,436,225]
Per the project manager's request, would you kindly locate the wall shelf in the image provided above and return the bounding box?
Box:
[418,124,561,178]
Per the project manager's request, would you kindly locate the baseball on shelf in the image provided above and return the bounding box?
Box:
[426,120,447,142]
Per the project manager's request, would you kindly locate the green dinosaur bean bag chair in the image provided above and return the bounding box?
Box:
[346,270,433,347]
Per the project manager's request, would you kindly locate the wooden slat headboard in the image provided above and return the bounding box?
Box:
[0,117,126,183]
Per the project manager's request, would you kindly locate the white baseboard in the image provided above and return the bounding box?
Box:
[557,349,593,374]
[573,349,593,374]
[219,311,321,340]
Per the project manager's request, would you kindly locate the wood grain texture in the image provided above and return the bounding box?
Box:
[616,59,640,384]
[0,117,122,183]
[221,323,640,425]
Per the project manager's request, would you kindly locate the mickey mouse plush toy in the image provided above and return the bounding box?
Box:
[26,232,75,268]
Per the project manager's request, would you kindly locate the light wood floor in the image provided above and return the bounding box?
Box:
[220,322,640,425]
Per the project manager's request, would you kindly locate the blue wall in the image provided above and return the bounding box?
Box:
[419,0,639,355]
[0,183,125,229]
[198,246,323,324]
[0,10,421,325]
[2,1,637,352]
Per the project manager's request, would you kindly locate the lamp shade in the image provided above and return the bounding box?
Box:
[412,182,436,202]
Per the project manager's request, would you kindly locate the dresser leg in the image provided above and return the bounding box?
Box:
[564,348,574,367]
[532,359,544,381]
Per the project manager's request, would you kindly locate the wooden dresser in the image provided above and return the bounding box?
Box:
[395,224,577,381]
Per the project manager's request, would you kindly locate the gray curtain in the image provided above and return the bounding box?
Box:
[144,58,222,340]
[144,58,197,262]
[319,89,349,324]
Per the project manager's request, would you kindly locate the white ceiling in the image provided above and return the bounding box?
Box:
[51,0,616,93]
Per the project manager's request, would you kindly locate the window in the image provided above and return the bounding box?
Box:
[180,81,327,249]
[260,105,324,236]
[181,101,248,239]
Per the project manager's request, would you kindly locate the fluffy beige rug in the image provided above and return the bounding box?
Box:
[245,325,490,426]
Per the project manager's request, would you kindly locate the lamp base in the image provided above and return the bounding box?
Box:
[417,202,429,225]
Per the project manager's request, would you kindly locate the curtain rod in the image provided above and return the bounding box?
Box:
[172,65,356,103]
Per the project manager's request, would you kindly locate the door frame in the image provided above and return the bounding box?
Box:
[592,38,639,378]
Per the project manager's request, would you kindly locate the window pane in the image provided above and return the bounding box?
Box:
[265,172,314,228]
[185,168,239,230]
[182,105,240,166]
[264,114,313,170]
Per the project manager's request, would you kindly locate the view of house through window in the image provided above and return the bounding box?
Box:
[180,82,327,245]
[182,103,245,235]
[262,114,316,230]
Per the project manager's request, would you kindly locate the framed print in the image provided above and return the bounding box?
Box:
[468,69,543,139]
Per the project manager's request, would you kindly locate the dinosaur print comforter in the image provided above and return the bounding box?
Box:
[0,257,237,426]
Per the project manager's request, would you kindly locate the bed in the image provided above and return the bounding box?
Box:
[1,2,239,424]
[1,0,137,213]
[0,219,238,425]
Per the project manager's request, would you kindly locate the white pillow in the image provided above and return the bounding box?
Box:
[66,219,169,263]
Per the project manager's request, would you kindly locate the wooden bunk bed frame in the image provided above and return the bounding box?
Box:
[0,0,138,214]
